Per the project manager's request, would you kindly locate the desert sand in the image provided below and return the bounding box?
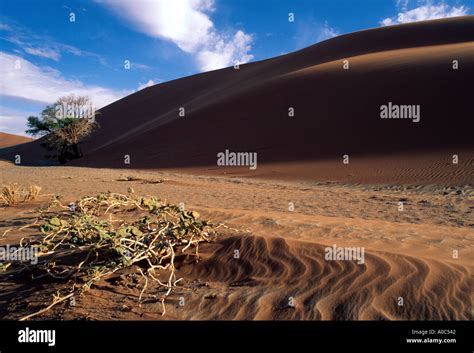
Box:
[0,16,473,320]
[0,133,32,149]
[0,162,472,320]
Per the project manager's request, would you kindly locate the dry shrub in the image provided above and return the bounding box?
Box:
[0,183,21,206]
[2,192,233,320]
[53,118,97,146]
[26,184,42,202]
[0,184,42,206]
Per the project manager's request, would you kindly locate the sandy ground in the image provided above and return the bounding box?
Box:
[1,162,472,320]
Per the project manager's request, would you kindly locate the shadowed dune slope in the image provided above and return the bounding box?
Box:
[1,16,473,183]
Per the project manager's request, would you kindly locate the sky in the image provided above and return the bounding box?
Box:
[0,0,471,136]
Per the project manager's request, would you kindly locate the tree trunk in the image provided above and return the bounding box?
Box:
[71,144,82,159]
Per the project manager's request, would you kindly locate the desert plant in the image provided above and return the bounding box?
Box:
[26,94,98,163]
[0,183,21,206]
[25,185,42,202]
[0,184,41,206]
[1,192,233,320]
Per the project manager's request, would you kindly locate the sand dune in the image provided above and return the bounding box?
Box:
[1,16,473,184]
[0,17,472,321]
[0,132,32,149]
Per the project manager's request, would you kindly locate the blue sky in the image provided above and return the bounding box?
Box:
[0,0,471,135]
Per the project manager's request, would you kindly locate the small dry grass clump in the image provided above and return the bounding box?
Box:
[26,185,42,201]
[0,183,42,206]
[1,192,228,320]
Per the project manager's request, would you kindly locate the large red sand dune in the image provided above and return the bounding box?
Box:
[1,16,473,184]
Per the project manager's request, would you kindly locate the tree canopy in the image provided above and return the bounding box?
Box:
[25,95,98,163]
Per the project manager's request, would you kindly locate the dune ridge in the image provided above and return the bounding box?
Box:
[174,234,472,320]
[1,16,473,184]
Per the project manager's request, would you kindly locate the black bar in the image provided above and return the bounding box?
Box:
[0,321,472,352]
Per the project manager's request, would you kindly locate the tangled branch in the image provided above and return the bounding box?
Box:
[2,192,221,320]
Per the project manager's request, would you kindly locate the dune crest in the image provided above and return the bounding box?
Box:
[1,16,473,184]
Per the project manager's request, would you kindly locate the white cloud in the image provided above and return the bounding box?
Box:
[137,79,156,90]
[0,105,37,135]
[132,62,151,70]
[0,114,32,136]
[0,52,129,108]
[381,1,469,26]
[294,19,339,49]
[24,47,61,61]
[197,30,253,71]
[317,23,339,42]
[1,23,106,64]
[396,0,410,11]
[97,0,253,71]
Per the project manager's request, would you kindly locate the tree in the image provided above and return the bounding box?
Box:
[26,95,98,164]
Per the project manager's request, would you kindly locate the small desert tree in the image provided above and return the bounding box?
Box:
[26,95,98,163]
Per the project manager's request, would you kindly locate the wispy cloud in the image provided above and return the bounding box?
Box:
[0,52,129,108]
[96,0,253,72]
[137,79,157,90]
[294,19,339,49]
[132,62,151,70]
[0,112,36,136]
[23,47,61,61]
[0,52,131,135]
[381,1,469,26]
[0,22,106,64]
[317,22,339,42]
